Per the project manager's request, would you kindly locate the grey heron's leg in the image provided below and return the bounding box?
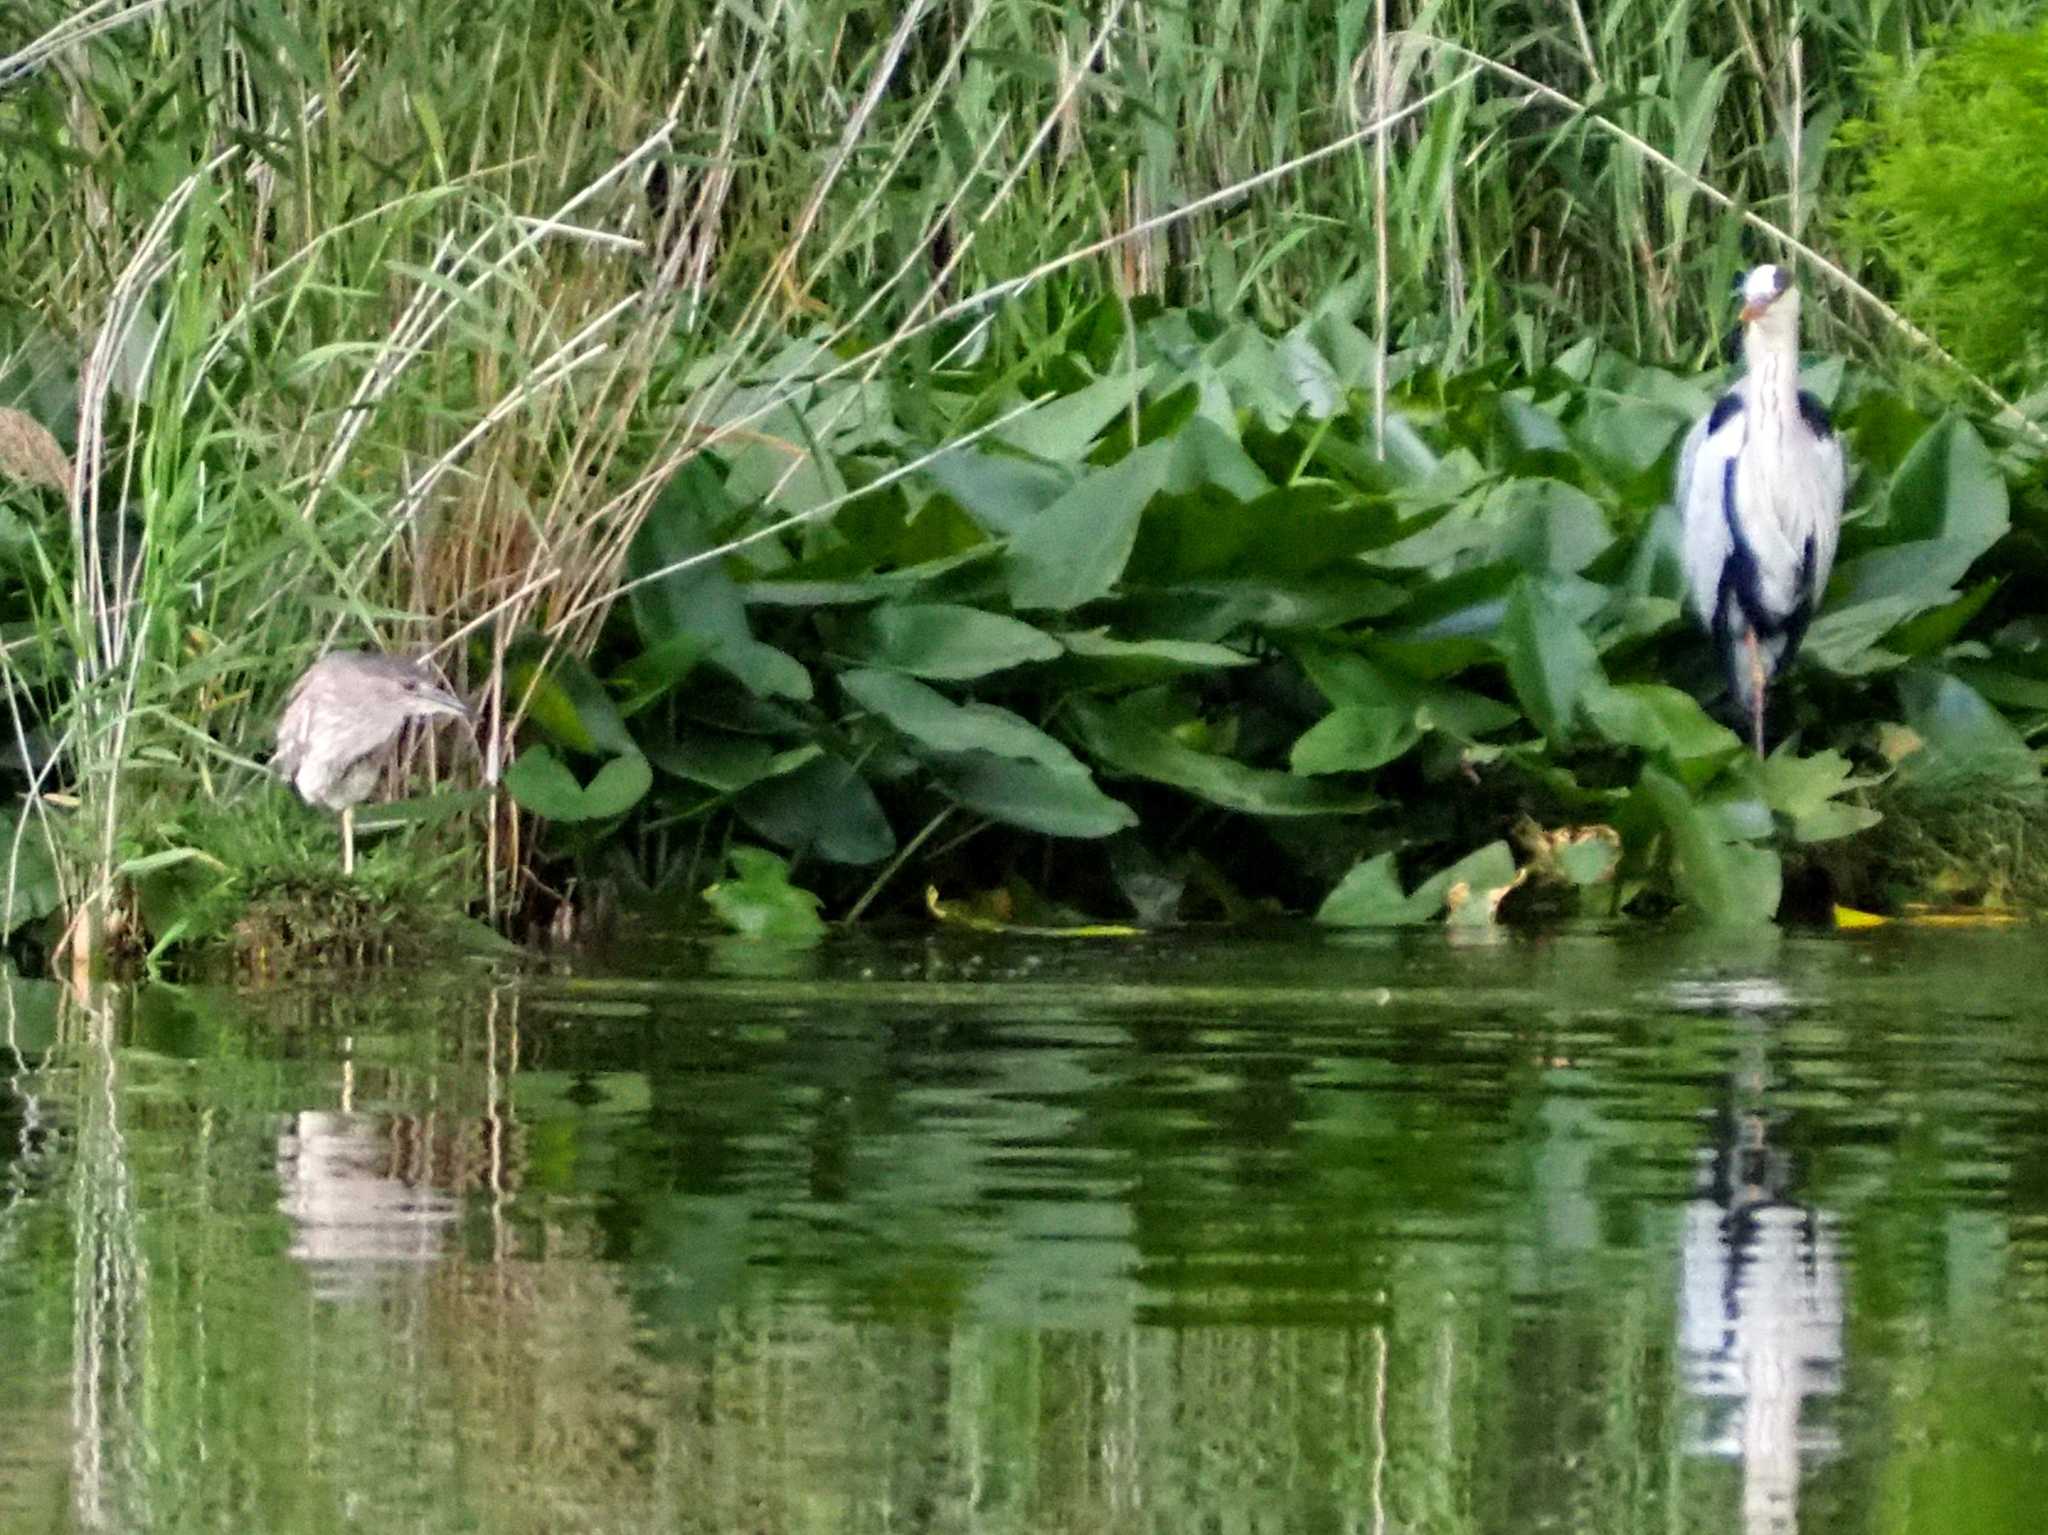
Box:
[1744,628,1767,757]
[342,807,356,876]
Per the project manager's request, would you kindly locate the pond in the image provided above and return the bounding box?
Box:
[1,925,2044,1533]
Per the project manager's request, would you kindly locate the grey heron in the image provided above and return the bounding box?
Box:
[273,651,470,873]
[1677,263,1846,755]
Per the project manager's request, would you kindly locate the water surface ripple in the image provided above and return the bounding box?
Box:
[1,925,2044,1532]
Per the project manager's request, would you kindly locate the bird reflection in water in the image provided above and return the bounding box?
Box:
[1676,1012,1843,1535]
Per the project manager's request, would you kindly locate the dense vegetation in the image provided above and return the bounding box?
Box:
[0,0,2043,958]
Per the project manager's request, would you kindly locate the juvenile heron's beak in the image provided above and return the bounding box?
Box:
[1739,296,1774,325]
[413,682,472,721]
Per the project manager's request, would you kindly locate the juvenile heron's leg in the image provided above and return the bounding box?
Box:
[342,807,356,875]
[1744,628,1767,757]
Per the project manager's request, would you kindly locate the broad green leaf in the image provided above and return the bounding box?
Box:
[705,847,826,942]
[1316,841,1517,926]
[1754,748,1883,844]
[1488,478,1613,574]
[992,369,1150,461]
[841,668,1079,770]
[1638,767,1780,924]
[505,640,635,757]
[736,753,896,865]
[1292,642,1520,739]
[0,811,62,933]
[504,745,653,822]
[1158,414,1271,500]
[934,752,1138,838]
[1291,706,1422,774]
[1582,682,1741,761]
[1055,631,1253,687]
[1556,836,1620,886]
[647,733,820,794]
[1885,416,2008,553]
[846,603,1062,680]
[922,448,1072,537]
[608,632,710,719]
[1007,444,1170,610]
[1894,669,2041,791]
[1498,579,1600,741]
[1071,696,1381,817]
[1883,578,2001,659]
[626,460,811,700]
[1314,852,1412,925]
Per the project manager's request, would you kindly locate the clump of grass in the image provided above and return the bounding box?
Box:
[1814,784,2048,913]
[123,794,501,976]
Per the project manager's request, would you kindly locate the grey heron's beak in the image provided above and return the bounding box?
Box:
[1739,296,1774,325]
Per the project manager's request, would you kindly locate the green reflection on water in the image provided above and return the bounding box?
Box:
[1,927,2046,1533]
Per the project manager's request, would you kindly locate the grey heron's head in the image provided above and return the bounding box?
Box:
[1738,263,1798,330]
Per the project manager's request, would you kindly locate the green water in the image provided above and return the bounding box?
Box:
[2,925,2045,1533]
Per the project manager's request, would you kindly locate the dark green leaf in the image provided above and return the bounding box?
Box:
[1071,696,1380,817]
[1895,669,2041,791]
[504,745,653,821]
[1582,681,1741,761]
[934,752,1138,838]
[736,754,896,865]
[1291,706,1422,774]
[841,668,1078,769]
[1498,579,1600,741]
[846,603,1063,680]
[1007,444,1169,610]
[1637,767,1780,924]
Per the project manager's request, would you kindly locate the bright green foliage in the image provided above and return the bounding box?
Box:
[515,299,2041,928]
[705,847,827,943]
[1844,21,2048,387]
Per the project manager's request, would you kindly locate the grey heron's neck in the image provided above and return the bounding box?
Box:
[1741,313,1802,420]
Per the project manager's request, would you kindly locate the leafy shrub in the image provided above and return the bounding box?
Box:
[1842,21,2048,389]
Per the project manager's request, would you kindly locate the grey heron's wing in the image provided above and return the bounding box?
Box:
[1797,393,1847,607]
[1676,389,1744,626]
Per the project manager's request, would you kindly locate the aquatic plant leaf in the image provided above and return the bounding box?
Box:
[504,640,634,757]
[1883,578,2001,659]
[1488,478,1613,575]
[705,846,826,942]
[1885,417,2008,554]
[1053,631,1253,687]
[1071,697,1380,817]
[736,753,896,865]
[1638,768,1780,924]
[0,814,63,934]
[608,632,711,719]
[846,603,1062,680]
[841,668,1079,770]
[504,745,653,822]
[1317,841,1517,926]
[992,369,1150,462]
[1290,706,1421,775]
[921,448,1072,536]
[1291,642,1519,739]
[1894,669,2041,792]
[1498,578,1600,742]
[1582,682,1741,761]
[1007,445,1170,610]
[627,459,811,700]
[646,733,820,794]
[934,752,1138,838]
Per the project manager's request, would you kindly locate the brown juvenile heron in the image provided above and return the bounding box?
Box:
[273,651,470,873]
